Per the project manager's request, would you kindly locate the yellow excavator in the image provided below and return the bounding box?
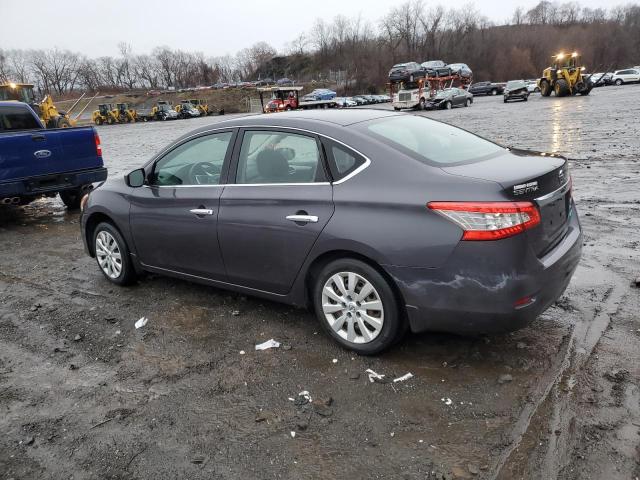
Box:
[538,52,593,97]
[0,82,77,127]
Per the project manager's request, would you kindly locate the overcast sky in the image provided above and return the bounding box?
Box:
[0,0,619,58]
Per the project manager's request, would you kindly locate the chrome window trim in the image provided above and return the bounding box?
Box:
[146,124,372,187]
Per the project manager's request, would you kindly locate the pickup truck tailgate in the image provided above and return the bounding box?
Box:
[0,126,101,181]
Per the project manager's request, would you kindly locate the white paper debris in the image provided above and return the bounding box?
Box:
[332,358,338,364]
[255,339,280,350]
[393,373,414,383]
[441,397,453,406]
[365,369,385,383]
[134,317,148,329]
[290,431,296,438]
[239,350,245,355]
[297,390,312,402]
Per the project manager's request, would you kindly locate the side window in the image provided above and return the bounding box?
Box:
[236,130,326,184]
[322,139,366,181]
[0,106,41,131]
[151,132,233,186]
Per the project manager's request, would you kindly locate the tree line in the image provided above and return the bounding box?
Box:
[1,1,639,96]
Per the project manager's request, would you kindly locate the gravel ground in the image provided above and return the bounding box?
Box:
[1,85,639,480]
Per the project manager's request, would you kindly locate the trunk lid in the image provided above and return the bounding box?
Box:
[442,149,571,257]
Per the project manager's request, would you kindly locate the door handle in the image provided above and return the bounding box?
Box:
[31,134,46,141]
[190,208,214,216]
[286,214,318,223]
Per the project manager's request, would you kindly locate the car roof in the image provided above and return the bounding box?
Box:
[189,109,403,135]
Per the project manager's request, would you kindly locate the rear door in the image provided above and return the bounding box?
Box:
[218,128,334,294]
[0,104,64,181]
[129,130,236,281]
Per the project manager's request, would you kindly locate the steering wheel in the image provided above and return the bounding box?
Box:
[189,162,220,184]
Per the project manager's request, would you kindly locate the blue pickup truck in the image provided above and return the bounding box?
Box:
[0,101,107,209]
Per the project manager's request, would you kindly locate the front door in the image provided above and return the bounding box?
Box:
[129,130,236,281]
[218,128,334,294]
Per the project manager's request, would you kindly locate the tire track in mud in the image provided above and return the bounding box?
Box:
[492,271,628,479]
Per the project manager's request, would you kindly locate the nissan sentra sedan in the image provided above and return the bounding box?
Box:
[81,110,582,354]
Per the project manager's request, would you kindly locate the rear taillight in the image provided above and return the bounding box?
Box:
[95,130,102,157]
[427,201,541,241]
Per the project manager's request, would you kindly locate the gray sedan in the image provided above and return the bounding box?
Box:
[81,110,581,354]
[427,88,473,109]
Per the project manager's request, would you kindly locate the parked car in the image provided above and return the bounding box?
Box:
[504,80,530,102]
[0,101,107,209]
[305,89,337,101]
[81,110,581,354]
[335,97,357,107]
[448,63,473,79]
[421,60,452,77]
[351,96,367,105]
[156,104,179,121]
[588,73,610,87]
[525,80,540,93]
[610,69,640,85]
[388,62,424,82]
[426,88,473,109]
[468,81,504,96]
[276,78,294,85]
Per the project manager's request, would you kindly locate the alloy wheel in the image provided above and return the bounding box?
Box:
[96,230,123,279]
[321,272,384,344]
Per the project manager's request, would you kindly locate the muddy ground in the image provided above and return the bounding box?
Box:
[1,85,639,480]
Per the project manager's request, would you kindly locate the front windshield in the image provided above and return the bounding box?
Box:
[507,80,525,88]
[359,115,505,165]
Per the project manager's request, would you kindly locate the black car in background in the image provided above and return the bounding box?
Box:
[504,80,530,102]
[468,81,505,96]
[421,60,451,77]
[388,62,425,82]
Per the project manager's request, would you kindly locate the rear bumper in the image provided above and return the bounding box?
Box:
[0,167,107,198]
[386,211,582,335]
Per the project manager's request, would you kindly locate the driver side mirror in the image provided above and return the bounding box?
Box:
[125,168,146,188]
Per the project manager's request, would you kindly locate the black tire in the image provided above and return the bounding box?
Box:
[491,89,497,95]
[540,80,552,97]
[419,98,426,110]
[464,98,470,107]
[313,258,403,355]
[59,188,84,209]
[503,97,508,103]
[615,79,623,86]
[393,107,401,111]
[555,79,570,97]
[94,118,103,126]
[524,95,528,101]
[444,101,452,110]
[93,222,136,286]
[57,117,71,128]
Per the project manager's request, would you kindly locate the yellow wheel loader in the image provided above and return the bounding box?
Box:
[189,99,210,116]
[115,103,137,123]
[538,52,593,98]
[92,104,118,125]
[0,82,76,127]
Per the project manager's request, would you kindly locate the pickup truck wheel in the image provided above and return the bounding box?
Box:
[59,188,84,210]
[93,222,136,286]
[491,89,498,95]
[94,118,103,126]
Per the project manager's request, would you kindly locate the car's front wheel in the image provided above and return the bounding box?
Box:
[313,258,403,355]
[93,222,136,286]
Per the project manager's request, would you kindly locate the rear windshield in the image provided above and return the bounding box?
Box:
[0,105,41,131]
[359,115,505,165]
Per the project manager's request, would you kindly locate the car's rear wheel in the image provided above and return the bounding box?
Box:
[313,258,402,355]
[93,222,136,286]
